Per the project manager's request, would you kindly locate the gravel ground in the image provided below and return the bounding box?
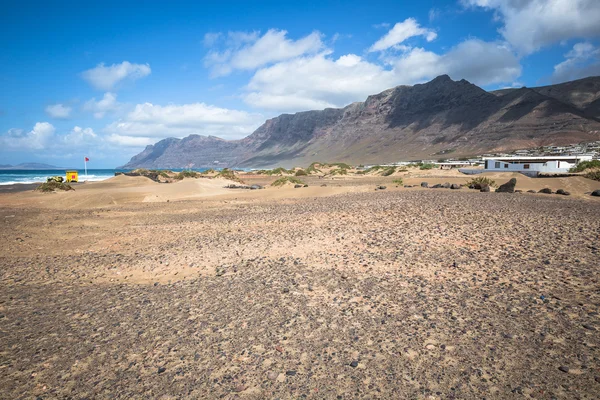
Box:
[1,190,599,399]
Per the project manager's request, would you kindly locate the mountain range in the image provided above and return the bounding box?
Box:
[121,75,600,169]
[0,163,63,170]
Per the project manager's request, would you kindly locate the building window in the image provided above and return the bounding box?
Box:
[524,164,530,169]
[495,161,501,168]
[504,164,508,168]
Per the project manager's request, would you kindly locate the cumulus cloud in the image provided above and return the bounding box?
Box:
[45,104,72,119]
[81,61,151,90]
[0,123,99,152]
[83,92,121,118]
[551,42,600,83]
[103,102,265,142]
[369,18,437,52]
[244,39,521,112]
[463,0,600,54]
[0,122,56,150]
[204,29,325,77]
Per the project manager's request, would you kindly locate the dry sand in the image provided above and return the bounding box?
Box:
[1,172,599,399]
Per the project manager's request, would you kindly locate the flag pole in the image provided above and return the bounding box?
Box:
[84,157,88,180]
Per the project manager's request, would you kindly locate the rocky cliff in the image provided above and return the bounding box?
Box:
[121,75,600,169]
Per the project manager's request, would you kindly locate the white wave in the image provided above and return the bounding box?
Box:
[0,174,114,185]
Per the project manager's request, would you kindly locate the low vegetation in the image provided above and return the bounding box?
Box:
[466,176,496,187]
[329,168,348,176]
[569,160,600,173]
[201,168,216,175]
[216,168,244,183]
[419,163,434,170]
[393,178,403,186]
[271,176,305,187]
[295,169,308,176]
[381,166,396,176]
[306,163,322,174]
[36,181,74,192]
[175,170,200,180]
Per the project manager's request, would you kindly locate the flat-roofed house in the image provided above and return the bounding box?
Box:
[482,155,593,176]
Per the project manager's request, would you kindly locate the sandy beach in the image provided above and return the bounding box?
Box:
[1,171,599,399]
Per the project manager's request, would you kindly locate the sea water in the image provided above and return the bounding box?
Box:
[0,169,126,185]
[0,168,227,185]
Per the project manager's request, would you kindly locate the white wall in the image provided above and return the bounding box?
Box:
[485,160,575,174]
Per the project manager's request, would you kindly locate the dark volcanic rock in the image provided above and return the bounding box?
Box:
[591,190,600,197]
[451,184,461,190]
[480,185,490,192]
[538,188,553,194]
[421,182,429,188]
[495,178,517,193]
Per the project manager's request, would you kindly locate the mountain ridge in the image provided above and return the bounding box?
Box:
[121,75,600,169]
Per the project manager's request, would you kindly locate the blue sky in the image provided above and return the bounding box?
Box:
[1,0,600,168]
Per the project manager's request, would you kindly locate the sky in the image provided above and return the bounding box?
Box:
[1,0,600,168]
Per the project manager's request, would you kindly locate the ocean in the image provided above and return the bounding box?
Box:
[0,169,126,185]
[0,168,221,185]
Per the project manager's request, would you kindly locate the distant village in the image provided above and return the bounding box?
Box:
[373,140,600,177]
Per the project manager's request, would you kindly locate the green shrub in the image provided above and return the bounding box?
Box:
[381,166,396,176]
[175,170,199,180]
[266,167,292,176]
[295,169,308,176]
[329,168,348,176]
[570,160,600,172]
[36,181,74,192]
[466,176,496,187]
[216,168,244,183]
[393,178,403,185]
[419,163,434,170]
[201,168,216,175]
[328,162,352,170]
[271,176,305,187]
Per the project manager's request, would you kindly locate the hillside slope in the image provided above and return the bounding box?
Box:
[122,75,600,169]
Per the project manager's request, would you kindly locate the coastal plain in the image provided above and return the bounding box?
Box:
[1,172,600,399]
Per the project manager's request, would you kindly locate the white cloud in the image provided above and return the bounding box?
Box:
[63,126,97,146]
[204,29,325,77]
[244,39,521,112]
[83,92,120,118]
[463,0,600,54]
[0,122,55,150]
[369,18,437,52]
[45,104,72,119]
[105,134,155,147]
[551,42,600,83]
[81,61,151,90]
[203,32,222,47]
[104,102,265,141]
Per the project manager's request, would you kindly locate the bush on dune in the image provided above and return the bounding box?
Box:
[271,176,305,187]
[175,170,200,180]
[216,168,245,183]
[36,181,74,192]
[295,169,308,176]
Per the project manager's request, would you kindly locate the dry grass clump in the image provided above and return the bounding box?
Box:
[393,178,403,185]
[381,166,396,176]
[271,176,305,187]
[175,170,200,180]
[467,176,496,187]
[329,168,348,176]
[216,168,245,183]
[36,181,74,192]
[295,169,308,176]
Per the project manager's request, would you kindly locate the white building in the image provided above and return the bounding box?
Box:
[482,155,593,176]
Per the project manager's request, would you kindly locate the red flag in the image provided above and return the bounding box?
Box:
[85,157,90,162]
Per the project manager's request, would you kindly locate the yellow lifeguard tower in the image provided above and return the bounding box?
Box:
[66,170,79,183]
